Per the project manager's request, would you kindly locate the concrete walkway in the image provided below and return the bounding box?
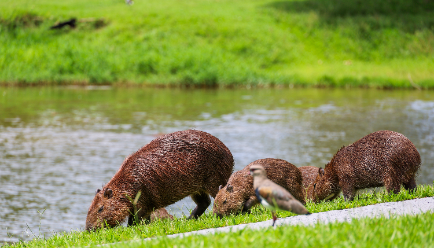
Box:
[105,197,434,246]
[147,197,434,240]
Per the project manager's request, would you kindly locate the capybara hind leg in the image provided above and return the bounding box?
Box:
[403,177,417,193]
[188,192,211,219]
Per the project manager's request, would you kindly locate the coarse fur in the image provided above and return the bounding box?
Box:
[86,130,234,230]
[213,158,305,218]
[299,166,319,190]
[306,130,421,203]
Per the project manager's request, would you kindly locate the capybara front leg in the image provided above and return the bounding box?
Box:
[242,196,259,213]
[403,177,417,193]
[188,192,211,219]
[385,179,401,195]
[341,186,356,201]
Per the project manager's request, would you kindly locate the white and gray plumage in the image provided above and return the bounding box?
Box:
[250,164,310,226]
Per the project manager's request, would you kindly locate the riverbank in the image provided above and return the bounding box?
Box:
[4,184,434,247]
[114,197,434,248]
[1,0,433,88]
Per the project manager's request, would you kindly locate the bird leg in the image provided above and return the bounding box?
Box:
[272,211,277,227]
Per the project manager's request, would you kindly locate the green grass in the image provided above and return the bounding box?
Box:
[112,212,434,248]
[1,0,433,88]
[5,184,434,247]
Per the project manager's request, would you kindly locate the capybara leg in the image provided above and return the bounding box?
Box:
[341,186,356,201]
[127,210,149,226]
[242,196,259,213]
[188,192,211,219]
[403,177,417,193]
[385,179,401,195]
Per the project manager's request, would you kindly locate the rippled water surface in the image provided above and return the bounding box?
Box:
[1,87,433,243]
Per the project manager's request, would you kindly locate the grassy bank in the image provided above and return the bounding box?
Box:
[1,0,433,88]
[4,184,434,247]
[112,212,434,248]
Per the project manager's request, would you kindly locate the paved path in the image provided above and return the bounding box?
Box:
[105,197,434,246]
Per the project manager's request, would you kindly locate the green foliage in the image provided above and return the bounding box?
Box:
[5,184,434,247]
[0,0,433,87]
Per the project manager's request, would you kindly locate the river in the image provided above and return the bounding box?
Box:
[1,86,433,243]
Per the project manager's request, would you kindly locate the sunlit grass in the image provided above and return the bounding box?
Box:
[113,212,434,248]
[0,0,433,87]
[5,184,434,247]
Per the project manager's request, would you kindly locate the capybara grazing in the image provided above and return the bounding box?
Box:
[307,130,421,203]
[299,166,319,190]
[213,158,305,218]
[85,129,234,230]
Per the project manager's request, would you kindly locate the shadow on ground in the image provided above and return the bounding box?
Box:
[265,0,434,33]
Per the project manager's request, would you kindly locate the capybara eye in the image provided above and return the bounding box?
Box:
[223,200,227,204]
[98,206,104,213]
[313,183,316,189]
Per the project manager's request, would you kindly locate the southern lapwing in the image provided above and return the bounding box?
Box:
[250,164,310,226]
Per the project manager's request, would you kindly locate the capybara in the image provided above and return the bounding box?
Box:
[307,130,421,202]
[150,208,173,222]
[85,129,234,230]
[299,166,319,190]
[213,158,305,218]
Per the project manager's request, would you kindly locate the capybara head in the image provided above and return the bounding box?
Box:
[85,187,131,231]
[213,171,252,218]
[306,164,340,203]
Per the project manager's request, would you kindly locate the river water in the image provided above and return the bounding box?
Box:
[1,87,433,243]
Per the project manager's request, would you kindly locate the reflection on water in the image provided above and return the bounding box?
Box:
[0,87,433,243]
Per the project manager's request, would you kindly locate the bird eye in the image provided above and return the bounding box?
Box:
[98,206,104,213]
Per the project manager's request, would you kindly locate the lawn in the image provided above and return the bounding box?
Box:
[5,184,434,247]
[1,0,433,87]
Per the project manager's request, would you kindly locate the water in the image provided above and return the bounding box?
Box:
[1,87,433,243]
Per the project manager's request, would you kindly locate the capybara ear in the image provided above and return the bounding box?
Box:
[104,188,113,199]
[95,189,101,195]
[226,184,234,192]
[219,185,223,191]
[319,167,324,176]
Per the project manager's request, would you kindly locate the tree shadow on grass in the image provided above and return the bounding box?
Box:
[265,0,434,33]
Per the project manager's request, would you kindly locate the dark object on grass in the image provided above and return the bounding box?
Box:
[213,158,305,218]
[307,130,421,202]
[85,129,234,231]
[250,164,310,226]
[50,18,76,29]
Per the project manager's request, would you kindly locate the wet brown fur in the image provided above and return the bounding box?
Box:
[213,158,305,217]
[306,130,421,202]
[86,130,234,230]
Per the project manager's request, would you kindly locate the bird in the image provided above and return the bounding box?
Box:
[250,164,310,226]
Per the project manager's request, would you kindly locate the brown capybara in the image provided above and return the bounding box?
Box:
[85,129,234,230]
[149,208,174,222]
[307,130,421,203]
[299,166,319,190]
[213,158,305,218]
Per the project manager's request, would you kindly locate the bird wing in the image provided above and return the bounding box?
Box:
[256,186,291,203]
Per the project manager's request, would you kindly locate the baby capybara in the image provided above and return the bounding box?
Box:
[213,158,305,218]
[307,130,421,203]
[299,166,319,190]
[86,130,234,230]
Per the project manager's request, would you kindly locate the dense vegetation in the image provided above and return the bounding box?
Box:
[5,184,434,247]
[1,0,433,87]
